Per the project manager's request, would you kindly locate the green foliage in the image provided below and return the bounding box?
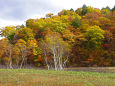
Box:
[102,6,111,11]
[1,26,15,42]
[72,16,81,28]
[85,25,105,49]
[81,4,87,15]
[70,8,74,12]
[111,5,115,11]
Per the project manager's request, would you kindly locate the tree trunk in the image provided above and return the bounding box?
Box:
[9,49,13,69]
[20,56,25,69]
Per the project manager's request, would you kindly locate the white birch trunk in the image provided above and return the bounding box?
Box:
[20,56,25,69]
[44,53,50,70]
[9,50,13,69]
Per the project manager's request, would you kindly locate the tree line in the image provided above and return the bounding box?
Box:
[0,5,115,70]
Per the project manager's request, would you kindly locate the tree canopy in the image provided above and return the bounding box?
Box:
[0,5,115,69]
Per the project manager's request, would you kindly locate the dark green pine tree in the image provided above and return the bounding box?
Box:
[72,16,81,29]
[70,8,74,12]
[111,5,115,11]
[81,4,87,15]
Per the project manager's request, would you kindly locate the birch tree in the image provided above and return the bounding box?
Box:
[45,32,71,70]
[5,43,14,69]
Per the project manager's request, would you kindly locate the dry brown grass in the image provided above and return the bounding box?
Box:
[0,69,115,86]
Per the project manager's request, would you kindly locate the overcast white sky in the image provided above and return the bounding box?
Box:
[0,0,115,27]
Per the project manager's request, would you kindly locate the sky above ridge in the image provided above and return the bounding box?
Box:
[0,0,115,27]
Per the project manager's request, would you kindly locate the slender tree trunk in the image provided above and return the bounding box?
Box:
[52,49,58,70]
[20,56,25,69]
[45,58,50,70]
[44,53,50,70]
[60,56,63,70]
[16,57,20,68]
[9,49,13,69]
[54,56,57,70]
[9,57,13,69]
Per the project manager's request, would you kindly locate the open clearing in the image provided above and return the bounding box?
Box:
[0,68,115,86]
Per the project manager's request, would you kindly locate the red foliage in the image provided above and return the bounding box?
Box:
[85,11,102,20]
[103,44,110,48]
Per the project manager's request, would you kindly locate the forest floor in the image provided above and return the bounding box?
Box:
[0,68,115,86]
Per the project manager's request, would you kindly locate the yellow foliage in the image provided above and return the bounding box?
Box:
[62,29,76,43]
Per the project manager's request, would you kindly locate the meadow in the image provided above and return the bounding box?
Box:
[0,69,115,86]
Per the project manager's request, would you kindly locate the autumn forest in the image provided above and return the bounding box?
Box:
[0,5,115,70]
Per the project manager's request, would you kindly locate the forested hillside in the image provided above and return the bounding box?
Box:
[0,5,115,70]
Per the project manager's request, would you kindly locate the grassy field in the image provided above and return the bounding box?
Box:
[0,69,115,86]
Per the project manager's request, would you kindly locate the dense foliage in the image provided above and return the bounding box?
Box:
[0,5,115,69]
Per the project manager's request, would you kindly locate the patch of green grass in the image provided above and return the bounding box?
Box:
[0,69,115,86]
